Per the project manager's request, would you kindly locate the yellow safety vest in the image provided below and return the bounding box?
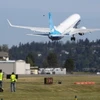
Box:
[0,73,3,81]
[10,74,17,82]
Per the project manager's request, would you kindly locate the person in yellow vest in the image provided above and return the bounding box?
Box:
[10,72,17,92]
[74,96,77,100]
[0,69,3,89]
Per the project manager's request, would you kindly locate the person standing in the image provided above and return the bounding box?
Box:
[0,69,3,89]
[74,96,77,100]
[10,72,17,92]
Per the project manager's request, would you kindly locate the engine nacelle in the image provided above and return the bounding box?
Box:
[78,26,86,35]
[80,26,86,29]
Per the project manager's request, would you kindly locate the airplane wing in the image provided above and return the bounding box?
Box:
[70,28,100,34]
[7,19,50,33]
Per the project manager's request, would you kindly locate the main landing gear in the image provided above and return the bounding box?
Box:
[71,36,75,41]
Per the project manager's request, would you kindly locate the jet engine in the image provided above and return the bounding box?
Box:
[80,26,86,29]
[78,26,86,35]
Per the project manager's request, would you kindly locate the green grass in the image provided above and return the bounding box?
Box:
[0,75,100,100]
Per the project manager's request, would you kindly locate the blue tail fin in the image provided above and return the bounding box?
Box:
[48,12,55,32]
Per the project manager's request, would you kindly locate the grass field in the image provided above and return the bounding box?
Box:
[0,74,100,100]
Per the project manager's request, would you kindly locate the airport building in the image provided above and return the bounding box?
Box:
[0,51,31,74]
[0,52,9,61]
[0,52,66,75]
[0,60,30,74]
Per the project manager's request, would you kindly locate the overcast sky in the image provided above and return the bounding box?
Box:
[0,0,100,48]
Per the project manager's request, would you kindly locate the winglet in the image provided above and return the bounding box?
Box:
[7,19,13,27]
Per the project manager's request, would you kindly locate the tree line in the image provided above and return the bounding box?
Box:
[8,38,100,72]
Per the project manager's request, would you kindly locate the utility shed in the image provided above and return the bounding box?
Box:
[0,60,30,74]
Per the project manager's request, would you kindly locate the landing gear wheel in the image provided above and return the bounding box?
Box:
[71,37,75,41]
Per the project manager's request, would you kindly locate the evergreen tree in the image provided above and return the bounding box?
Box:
[26,53,35,66]
[9,39,100,71]
[47,52,58,68]
[63,58,75,72]
[1,44,8,52]
[42,59,49,68]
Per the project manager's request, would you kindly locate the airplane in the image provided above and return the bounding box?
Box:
[7,12,100,41]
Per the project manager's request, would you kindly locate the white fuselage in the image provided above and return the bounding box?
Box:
[49,14,81,40]
[56,14,81,35]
